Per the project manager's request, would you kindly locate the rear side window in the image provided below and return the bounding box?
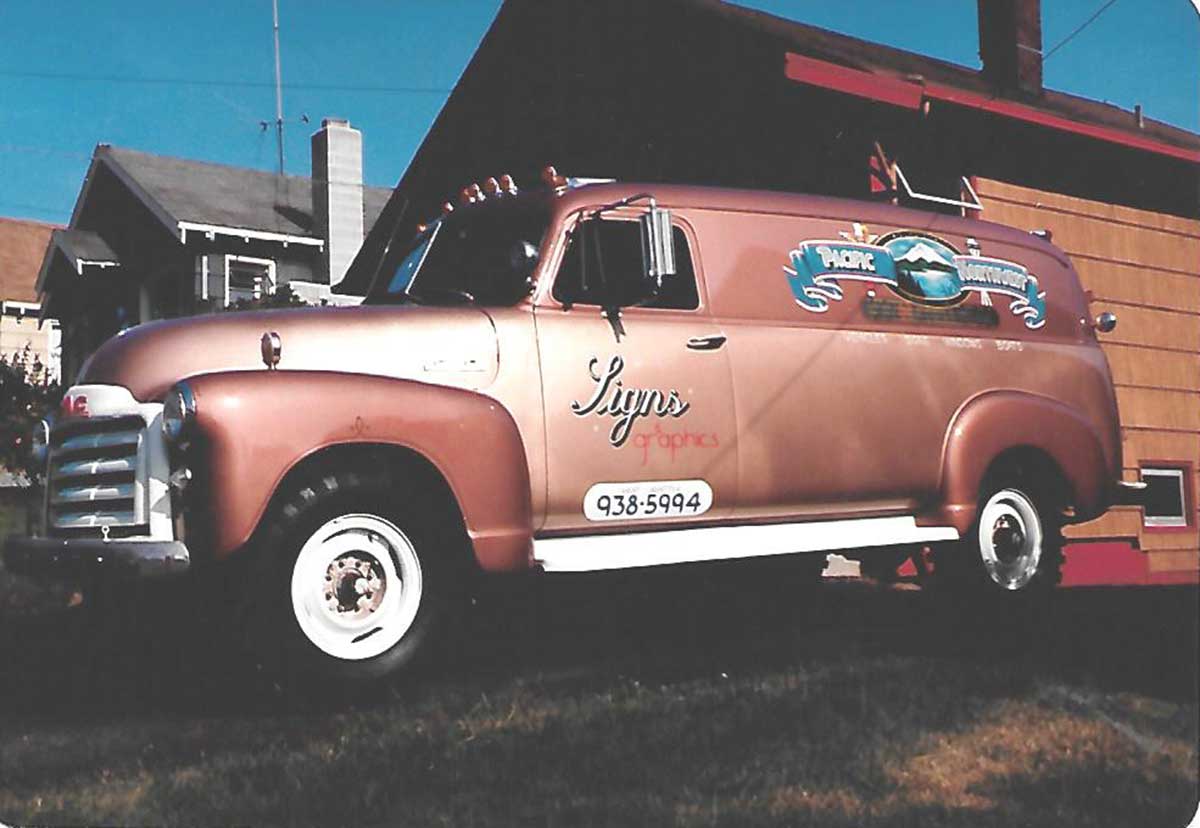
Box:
[553,219,699,310]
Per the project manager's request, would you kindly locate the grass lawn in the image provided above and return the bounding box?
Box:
[0,541,1195,826]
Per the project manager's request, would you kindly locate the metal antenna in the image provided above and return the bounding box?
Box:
[272,0,285,174]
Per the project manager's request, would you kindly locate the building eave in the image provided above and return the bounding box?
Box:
[177,221,324,249]
[784,52,1200,165]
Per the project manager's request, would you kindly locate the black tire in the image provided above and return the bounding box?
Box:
[932,472,1064,599]
[232,465,463,686]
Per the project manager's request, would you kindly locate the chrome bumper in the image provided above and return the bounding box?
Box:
[1113,479,1149,507]
[4,535,190,581]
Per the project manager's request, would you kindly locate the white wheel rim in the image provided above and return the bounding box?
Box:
[290,514,423,661]
[978,488,1043,591]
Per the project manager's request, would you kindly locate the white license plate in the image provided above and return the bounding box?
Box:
[583,480,713,522]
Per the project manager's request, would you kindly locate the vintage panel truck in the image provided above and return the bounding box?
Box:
[5,170,1142,682]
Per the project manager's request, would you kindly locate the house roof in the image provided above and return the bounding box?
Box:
[52,228,119,268]
[708,0,1200,160]
[0,217,58,303]
[93,145,393,241]
[340,0,1200,294]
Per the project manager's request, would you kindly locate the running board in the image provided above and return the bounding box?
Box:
[532,516,960,573]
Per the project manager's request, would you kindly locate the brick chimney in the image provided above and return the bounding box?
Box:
[977,0,1043,96]
[311,118,364,286]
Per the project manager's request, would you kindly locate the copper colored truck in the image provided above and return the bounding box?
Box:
[5,172,1144,682]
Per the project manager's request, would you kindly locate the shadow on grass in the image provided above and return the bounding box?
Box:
[1,561,1197,715]
[0,560,1196,826]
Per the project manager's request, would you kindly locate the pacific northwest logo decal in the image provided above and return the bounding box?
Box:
[783,225,1047,329]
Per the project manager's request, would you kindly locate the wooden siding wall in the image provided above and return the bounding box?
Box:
[977,179,1199,578]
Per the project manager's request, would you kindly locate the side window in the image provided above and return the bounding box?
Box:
[225,256,276,307]
[552,219,699,310]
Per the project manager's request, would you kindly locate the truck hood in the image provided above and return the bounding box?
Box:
[79,304,500,402]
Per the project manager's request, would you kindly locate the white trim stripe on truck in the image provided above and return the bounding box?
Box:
[533,515,959,573]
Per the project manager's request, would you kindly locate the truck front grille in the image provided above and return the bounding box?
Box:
[48,415,147,536]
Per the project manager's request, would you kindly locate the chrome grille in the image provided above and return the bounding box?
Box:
[48,415,146,535]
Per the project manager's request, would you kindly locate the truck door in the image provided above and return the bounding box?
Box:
[534,214,738,533]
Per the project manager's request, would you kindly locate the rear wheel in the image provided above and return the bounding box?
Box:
[933,476,1064,597]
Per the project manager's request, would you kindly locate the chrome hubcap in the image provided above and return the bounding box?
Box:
[977,488,1043,591]
[291,514,423,661]
[324,554,386,621]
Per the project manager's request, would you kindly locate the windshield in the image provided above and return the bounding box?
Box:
[366,200,550,306]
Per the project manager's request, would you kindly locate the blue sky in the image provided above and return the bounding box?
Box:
[1,1,1196,225]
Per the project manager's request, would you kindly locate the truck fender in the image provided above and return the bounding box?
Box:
[936,390,1109,533]
[185,370,533,572]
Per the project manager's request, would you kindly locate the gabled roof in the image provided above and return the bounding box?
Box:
[53,229,119,268]
[0,217,58,303]
[33,229,121,297]
[90,145,392,242]
[341,0,1199,294]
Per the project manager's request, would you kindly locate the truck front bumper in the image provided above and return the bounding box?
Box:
[4,535,191,581]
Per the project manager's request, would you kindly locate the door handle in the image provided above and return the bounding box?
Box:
[686,334,727,351]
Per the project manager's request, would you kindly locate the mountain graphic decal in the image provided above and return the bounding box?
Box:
[883,234,963,302]
[893,242,956,272]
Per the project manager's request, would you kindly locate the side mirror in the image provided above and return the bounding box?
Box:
[640,204,676,285]
[506,240,540,301]
[509,240,540,279]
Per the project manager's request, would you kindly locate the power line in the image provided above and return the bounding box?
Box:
[1044,0,1121,61]
[0,201,68,219]
[0,144,92,161]
[0,68,450,95]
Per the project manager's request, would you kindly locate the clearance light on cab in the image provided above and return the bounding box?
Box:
[541,166,567,189]
[162,382,197,444]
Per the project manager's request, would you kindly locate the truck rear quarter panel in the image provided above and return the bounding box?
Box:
[674,198,1119,524]
[187,371,533,571]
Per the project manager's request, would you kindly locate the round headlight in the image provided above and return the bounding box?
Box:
[29,417,50,468]
[162,383,196,444]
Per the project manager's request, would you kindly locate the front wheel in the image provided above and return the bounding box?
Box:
[289,513,426,664]
[236,468,457,686]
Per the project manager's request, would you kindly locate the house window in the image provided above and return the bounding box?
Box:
[1141,467,1190,528]
[224,256,276,307]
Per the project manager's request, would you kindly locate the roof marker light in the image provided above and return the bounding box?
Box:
[500,174,518,195]
[441,202,455,215]
[483,177,501,198]
[541,166,567,189]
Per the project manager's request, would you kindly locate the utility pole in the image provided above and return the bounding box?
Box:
[272,0,285,174]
